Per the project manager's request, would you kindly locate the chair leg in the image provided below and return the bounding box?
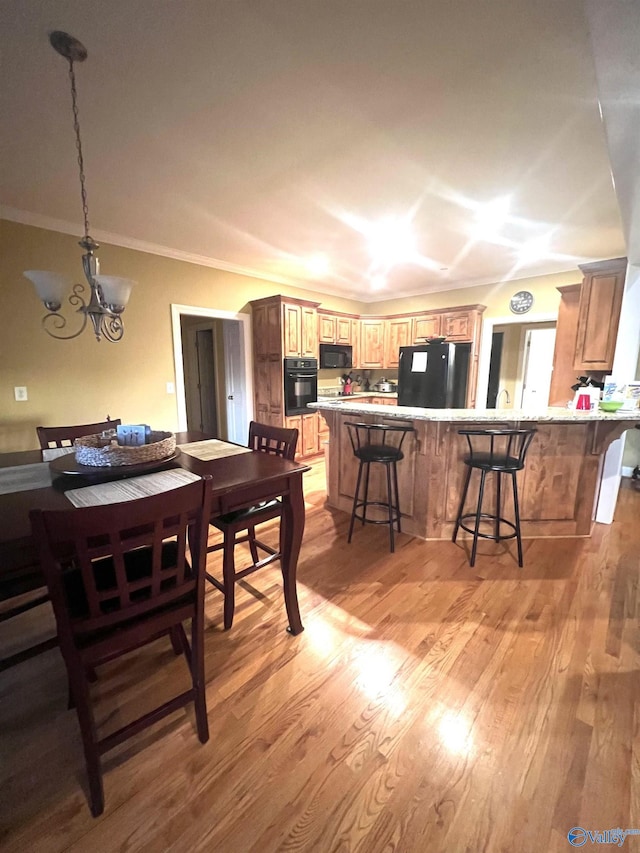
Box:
[386,462,395,553]
[361,462,371,526]
[69,672,104,817]
[511,471,524,567]
[189,617,209,744]
[347,460,364,544]
[222,532,237,630]
[452,465,472,543]
[470,470,487,567]
[169,625,184,655]
[247,525,260,566]
[392,460,402,533]
[495,470,502,541]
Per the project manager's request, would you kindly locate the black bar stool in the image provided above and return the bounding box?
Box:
[452,428,536,567]
[345,421,415,553]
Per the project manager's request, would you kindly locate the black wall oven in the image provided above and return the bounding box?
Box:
[284,358,318,415]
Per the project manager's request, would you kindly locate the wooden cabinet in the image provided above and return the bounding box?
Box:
[250,295,320,457]
[574,257,627,372]
[370,396,397,406]
[359,319,386,368]
[285,413,318,458]
[318,311,357,346]
[413,313,441,343]
[549,284,582,406]
[319,314,336,343]
[441,309,474,342]
[282,301,318,358]
[386,317,412,368]
[336,316,354,345]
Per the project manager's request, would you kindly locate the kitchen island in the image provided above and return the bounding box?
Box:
[308,400,640,539]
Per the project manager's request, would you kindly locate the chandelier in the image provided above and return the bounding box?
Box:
[24,31,134,342]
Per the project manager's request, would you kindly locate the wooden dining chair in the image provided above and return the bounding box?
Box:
[29,476,212,817]
[36,417,121,449]
[205,421,299,630]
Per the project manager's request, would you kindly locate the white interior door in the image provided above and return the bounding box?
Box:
[520,327,557,410]
[223,320,249,444]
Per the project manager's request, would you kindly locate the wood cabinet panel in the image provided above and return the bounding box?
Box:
[282,303,301,357]
[386,318,412,368]
[285,413,318,458]
[370,396,397,406]
[574,258,627,372]
[359,319,386,368]
[301,307,318,358]
[319,314,336,343]
[441,310,473,342]
[413,314,441,343]
[549,284,581,406]
[336,317,354,345]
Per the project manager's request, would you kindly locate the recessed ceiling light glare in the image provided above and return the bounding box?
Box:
[370,274,387,291]
[473,195,511,240]
[518,234,551,264]
[305,253,330,277]
[367,218,417,267]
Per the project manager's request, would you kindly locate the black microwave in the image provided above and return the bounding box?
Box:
[319,343,353,369]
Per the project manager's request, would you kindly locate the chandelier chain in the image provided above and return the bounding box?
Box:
[67,58,91,240]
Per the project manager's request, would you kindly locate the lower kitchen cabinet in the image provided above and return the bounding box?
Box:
[285,412,319,458]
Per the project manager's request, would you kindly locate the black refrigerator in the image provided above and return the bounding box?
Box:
[397,343,471,408]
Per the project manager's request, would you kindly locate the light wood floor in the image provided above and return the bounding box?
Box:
[1,459,639,852]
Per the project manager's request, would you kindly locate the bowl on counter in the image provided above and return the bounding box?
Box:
[373,382,397,393]
[599,400,624,412]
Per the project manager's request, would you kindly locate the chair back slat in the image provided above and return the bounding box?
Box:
[248,421,298,460]
[30,478,212,637]
[37,419,122,449]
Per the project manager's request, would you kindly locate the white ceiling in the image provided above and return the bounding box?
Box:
[0,0,630,300]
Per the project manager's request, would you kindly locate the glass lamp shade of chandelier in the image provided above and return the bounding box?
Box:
[23,31,134,342]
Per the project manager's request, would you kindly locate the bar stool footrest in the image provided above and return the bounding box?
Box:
[458,513,517,542]
[352,500,401,526]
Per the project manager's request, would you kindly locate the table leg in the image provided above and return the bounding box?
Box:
[279,472,305,635]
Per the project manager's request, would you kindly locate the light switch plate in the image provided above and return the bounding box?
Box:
[166,381,175,394]
[14,386,28,401]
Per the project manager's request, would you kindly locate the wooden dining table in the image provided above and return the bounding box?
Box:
[0,431,311,669]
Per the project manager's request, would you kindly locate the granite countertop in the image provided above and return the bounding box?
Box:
[308,400,640,422]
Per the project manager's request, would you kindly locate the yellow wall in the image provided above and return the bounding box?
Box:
[367,269,580,318]
[0,220,360,451]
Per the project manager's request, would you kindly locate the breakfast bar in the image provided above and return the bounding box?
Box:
[309,401,640,539]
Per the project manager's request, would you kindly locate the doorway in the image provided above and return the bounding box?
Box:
[478,315,557,410]
[171,304,253,443]
[520,326,557,410]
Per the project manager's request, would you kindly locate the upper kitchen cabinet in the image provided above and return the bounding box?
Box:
[252,296,318,359]
[317,310,358,346]
[574,257,627,372]
[441,307,477,342]
[282,300,319,359]
[412,313,442,343]
[386,317,412,368]
[359,318,386,368]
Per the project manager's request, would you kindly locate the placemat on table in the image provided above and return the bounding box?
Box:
[65,469,201,508]
[0,462,53,495]
[177,439,252,461]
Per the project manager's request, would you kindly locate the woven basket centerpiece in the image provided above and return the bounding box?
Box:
[74,431,176,467]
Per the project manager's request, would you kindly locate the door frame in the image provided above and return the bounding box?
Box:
[171,304,254,432]
[476,312,557,409]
